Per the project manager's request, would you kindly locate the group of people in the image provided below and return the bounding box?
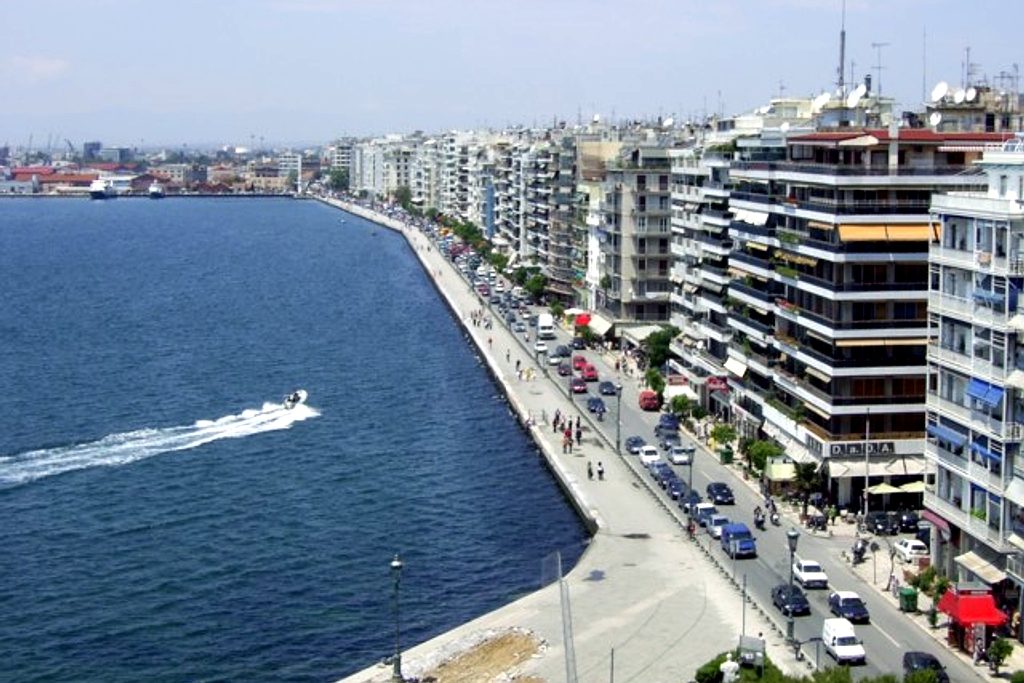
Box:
[587,460,605,480]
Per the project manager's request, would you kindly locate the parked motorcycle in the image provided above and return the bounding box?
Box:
[852,538,868,565]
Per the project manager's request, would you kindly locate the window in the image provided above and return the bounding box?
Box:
[999,175,1008,197]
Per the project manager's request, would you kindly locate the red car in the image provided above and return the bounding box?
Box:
[572,355,588,371]
[581,364,599,382]
[571,377,587,393]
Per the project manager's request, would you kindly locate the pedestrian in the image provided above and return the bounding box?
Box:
[597,462,605,480]
[506,349,510,363]
[562,436,569,454]
[553,417,560,434]
[516,359,521,372]
[575,426,582,446]
[576,416,581,431]
[587,461,593,480]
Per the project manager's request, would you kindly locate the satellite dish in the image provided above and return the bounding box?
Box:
[780,122,791,133]
[953,88,966,104]
[966,87,977,102]
[931,81,949,102]
[662,117,674,128]
[929,112,943,127]
[811,92,831,113]
[846,88,863,108]
[592,114,600,123]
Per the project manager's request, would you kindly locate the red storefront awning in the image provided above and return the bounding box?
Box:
[921,509,950,533]
[937,590,1008,626]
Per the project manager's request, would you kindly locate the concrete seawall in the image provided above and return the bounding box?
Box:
[324,198,797,683]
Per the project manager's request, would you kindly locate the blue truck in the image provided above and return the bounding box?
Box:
[721,523,757,558]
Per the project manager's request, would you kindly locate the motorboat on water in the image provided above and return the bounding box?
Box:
[89,179,117,199]
[284,389,308,410]
[148,181,166,199]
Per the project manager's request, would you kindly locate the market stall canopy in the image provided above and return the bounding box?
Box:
[867,483,902,495]
[937,587,1007,625]
[564,307,586,316]
[899,481,926,493]
[574,314,592,327]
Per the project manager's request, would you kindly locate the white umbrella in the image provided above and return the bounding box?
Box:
[564,308,586,316]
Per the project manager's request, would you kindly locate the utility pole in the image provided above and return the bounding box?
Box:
[872,42,891,97]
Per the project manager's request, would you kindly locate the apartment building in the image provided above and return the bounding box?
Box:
[925,133,1024,602]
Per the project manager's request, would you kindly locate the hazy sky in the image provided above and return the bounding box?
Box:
[1,0,1020,149]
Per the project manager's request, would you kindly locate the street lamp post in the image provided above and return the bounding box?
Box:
[615,383,623,455]
[391,554,404,683]
[786,528,800,644]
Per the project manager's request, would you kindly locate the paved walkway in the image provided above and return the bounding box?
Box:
[325,199,801,683]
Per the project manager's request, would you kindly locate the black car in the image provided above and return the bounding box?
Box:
[654,422,680,438]
[897,510,920,533]
[658,414,681,429]
[864,510,899,535]
[553,345,572,359]
[599,381,619,396]
[659,432,683,451]
[587,397,607,414]
[902,651,949,683]
[666,478,686,500]
[557,362,573,376]
[771,584,811,616]
[571,336,587,350]
[828,591,871,623]
[625,436,646,454]
[706,482,736,505]
[679,490,702,514]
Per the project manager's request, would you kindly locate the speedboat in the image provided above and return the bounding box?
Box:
[148,181,166,199]
[283,389,308,410]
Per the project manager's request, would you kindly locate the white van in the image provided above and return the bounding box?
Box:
[537,313,555,339]
[822,618,866,665]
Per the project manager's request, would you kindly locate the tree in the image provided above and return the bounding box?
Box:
[988,637,1014,674]
[328,169,349,191]
[524,273,547,302]
[711,424,737,448]
[670,395,692,418]
[793,462,821,517]
[393,185,412,210]
[642,326,679,371]
[550,301,565,318]
[645,368,666,398]
[747,439,783,473]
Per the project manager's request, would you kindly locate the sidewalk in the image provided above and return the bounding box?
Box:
[327,200,803,683]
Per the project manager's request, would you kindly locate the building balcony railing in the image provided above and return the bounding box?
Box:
[731,160,980,178]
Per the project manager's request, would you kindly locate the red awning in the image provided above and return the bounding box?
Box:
[937,590,1008,626]
[574,314,591,327]
[921,509,950,533]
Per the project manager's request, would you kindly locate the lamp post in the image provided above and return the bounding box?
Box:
[786,528,800,644]
[615,383,623,454]
[390,554,404,683]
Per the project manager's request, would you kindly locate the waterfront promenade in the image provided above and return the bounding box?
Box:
[326,198,798,683]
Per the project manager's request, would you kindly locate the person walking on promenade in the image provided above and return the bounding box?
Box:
[587,461,594,480]
[575,426,582,447]
[597,462,605,480]
[516,359,521,373]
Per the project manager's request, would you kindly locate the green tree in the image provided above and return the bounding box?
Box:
[328,169,349,191]
[524,274,547,303]
[645,368,666,398]
[550,301,565,318]
[711,424,737,447]
[793,462,821,517]
[642,326,679,371]
[393,185,413,210]
[670,395,692,418]
[989,637,1014,675]
[747,439,783,473]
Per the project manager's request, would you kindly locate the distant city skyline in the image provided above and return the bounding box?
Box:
[1,0,1020,149]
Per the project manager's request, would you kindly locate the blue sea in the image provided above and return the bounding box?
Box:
[0,198,587,683]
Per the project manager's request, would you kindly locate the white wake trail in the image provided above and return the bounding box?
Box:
[0,400,319,487]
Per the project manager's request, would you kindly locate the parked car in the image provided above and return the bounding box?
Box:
[571,377,587,393]
[897,510,920,532]
[828,591,870,623]
[669,443,695,465]
[864,510,899,536]
[706,482,736,505]
[599,381,619,396]
[902,651,949,683]
[659,432,683,451]
[894,538,930,564]
[792,559,829,589]
[586,397,607,414]
[707,514,730,539]
[625,436,646,454]
[694,502,718,527]
[638,445,661,466]
[654,422,680,438]
[771,584,811,616]
[679,490,703,514]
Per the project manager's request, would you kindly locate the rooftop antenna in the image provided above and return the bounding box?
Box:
[921,25,927,103]
[871,42,890,97]
[837,0,847,97]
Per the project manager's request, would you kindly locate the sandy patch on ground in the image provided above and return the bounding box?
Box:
[417,629,545,683]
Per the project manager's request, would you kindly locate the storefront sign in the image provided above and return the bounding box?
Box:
[829,442,896,457]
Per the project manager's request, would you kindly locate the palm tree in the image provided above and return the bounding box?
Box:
[793,463,820,518]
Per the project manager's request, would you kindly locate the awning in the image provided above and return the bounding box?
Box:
[1006,370,1024,390]
[827,459,870,479]
[885,455,927,476]
[766,459,796,482]
[921,509,950,532]
[938,587,1008,623]
[839,224,888,241]
[967,378,1005,407]
[971,442,1002,463]
[867,483,902,495]
[622,324,666,346]
[927,423,968,448]
[1005,478,1024,506]
[663,385,688,400]
[886,224,934,241]
[588,313,613,337]
[724,357,748,378]
[743,210,769,226]
[899,481,926,493]
[953,552,1008,586]
[835,338,887,347]
[681,385,699,401]
[805,366,831,383]
[746,241,768,252]
[808,220,834,230]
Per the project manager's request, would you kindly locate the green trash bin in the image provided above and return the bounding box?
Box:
[899,587,918,612]
[718,447,734,465]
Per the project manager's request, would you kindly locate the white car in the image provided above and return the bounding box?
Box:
[708,514,730,539]
[894,538,929,563]
[793,559,829,589]
[668,443,695,465]
[533,341,548,354]
[637,445,662,467]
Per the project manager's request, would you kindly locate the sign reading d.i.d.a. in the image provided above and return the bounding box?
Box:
[830,442,896,458]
